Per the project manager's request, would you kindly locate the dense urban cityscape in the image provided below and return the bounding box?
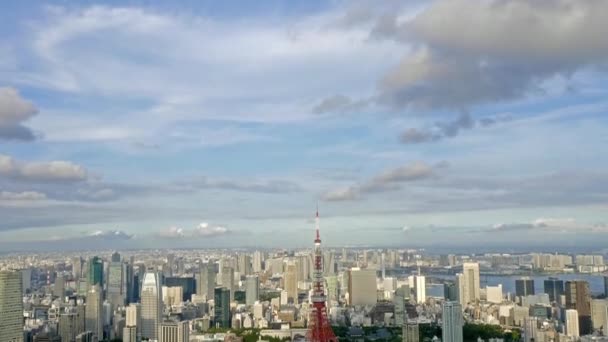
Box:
[2,210,608,341]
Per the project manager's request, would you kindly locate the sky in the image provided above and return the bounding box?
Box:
[1,0,608,251]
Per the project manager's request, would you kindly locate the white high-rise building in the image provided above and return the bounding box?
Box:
[253,251,264,273]
[85,285,103,340]
[245,275,259,305]
[442,302,463,342]
[348,268,377,306]
[566,309,580,338]
[591,299,608,332]
[486,285,503,304]
[0,270,24,342]
[414,275,426,304]
[457,263,480,306]
[141,269,162,340]
[196,263,216,301]
[221,267,235,301]
[123,326,137,342]
[162,286,183,307]
[284,261,298,303]
[383,277,397,292]
[125,303,141,341]
[158,321,189,342]
[523,317,539,342]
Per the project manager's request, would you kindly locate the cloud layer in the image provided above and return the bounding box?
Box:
[323,161,439,201]
[376,0,608,110]
[0,154,87,182]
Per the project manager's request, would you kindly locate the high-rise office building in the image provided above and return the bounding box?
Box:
[53,275,65,299]
[125,303,141,340]
[444,282,458,301]
[59,312,83,342]
[414,275,426,304]
[214,287,231,328]
[544,277,564,303]
[73,257,84,279]
[238,254,252,276]
[107,258,126,307]
[158,321,189,342]
[516,277,535,297]
[245,275,259,305]
[88,256,104,288]
[165,276,196,302]
[442,302,463,342]
[85,285,103,341]
[221,267,235,302]
[0,270,24,342]
[456,262,480,306]
[122,326,137,342]
[284,261,298,303]
[486,285,503,304]
[141,268,162,340]
[403,322,419,342]
[523,317,539,342]
[591,299,608,332]
[196,263,216,301]
[566,309,580,338]
[566,280,592,335]
[253,251,264,273]
[348,268,377,306]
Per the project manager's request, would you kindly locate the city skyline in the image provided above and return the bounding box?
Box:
[1,0,608,250]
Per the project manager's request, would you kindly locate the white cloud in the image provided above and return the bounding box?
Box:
[323,161,439,202]
[0,191,47,201]
[0,154,87,182]
[376,0,608,109]
[194,222,230,237]
[0,87,38,140]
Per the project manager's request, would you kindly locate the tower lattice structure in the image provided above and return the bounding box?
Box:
[306,208,337,342]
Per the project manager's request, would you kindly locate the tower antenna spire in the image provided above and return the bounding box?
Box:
[307,205,336,342]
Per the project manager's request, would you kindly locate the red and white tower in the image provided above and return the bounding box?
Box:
[307,207,337,342]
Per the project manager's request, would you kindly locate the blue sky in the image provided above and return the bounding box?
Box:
[1,0,608,251]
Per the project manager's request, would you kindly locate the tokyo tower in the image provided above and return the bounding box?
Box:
[306,207,337,342]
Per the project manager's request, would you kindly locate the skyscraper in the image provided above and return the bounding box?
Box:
[88,256,104,288]
[403,322,419,342]
[544,277,564,303]
[125,303,141,340]
[444,282,458,301]
[214,287,231,328]
[196,263,216,301]
[238,254,252,276]
[122,326,137,342]
[566,280,592,335]
[414,275,426,304]
[284,261,298,303]
[456,262,480,306]
[442,301,463,342]
[53,275,65,299]
[515,277,535,297]
[141,268,162,340]
[253,251,264,273]
[85,285,103,341]
[566,309,580,338]
[245,275,259,305]
[348,268,377,306]
[221,266,235,302]
[107,257,126,307]
[591,299,608,332]
[0,270,24,342]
